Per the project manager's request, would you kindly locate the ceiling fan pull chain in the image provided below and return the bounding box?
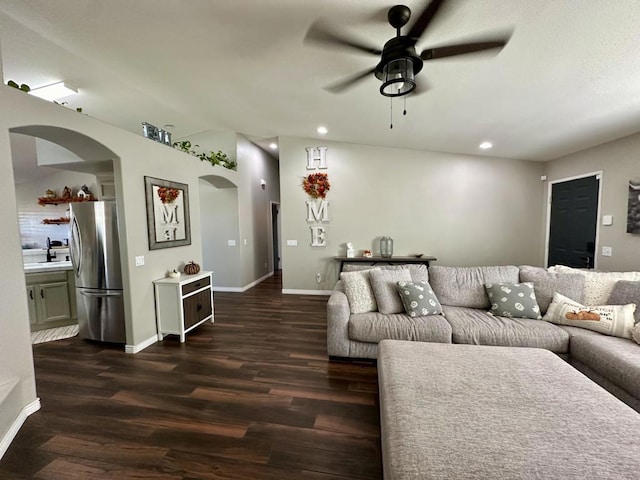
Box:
[403,96,407,116]
[390,97,393,129]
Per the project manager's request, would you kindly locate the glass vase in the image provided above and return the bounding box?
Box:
[380,236,393,258]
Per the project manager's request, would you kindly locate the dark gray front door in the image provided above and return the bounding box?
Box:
[548,175,599,268]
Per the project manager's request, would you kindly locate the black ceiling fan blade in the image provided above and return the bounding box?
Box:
[324,67,377,94]
[421,39,509,60]
[304,20,382,56]
[406,0,447,43]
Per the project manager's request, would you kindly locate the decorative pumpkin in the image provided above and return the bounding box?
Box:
[184,261,201,275]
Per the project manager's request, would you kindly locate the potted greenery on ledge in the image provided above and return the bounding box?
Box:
[173,141,237,171]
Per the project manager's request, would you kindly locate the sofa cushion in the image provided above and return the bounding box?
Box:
[340,269,378,314]
[369,269,412,314]
[442,305,569,353]
[429,265,520,308]
[519,265,585,315]
[570,334,640,400]
[485,282,542,319]
[348,312,452,344]
[548,265,640,305]
[343,263,429,282]
[607,280,640,324]
[543,293,636,339]
[396,281,443,317]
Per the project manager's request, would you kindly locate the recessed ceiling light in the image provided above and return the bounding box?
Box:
[269,143,278,150]
[317,126,328,135]
[29,81,78,101]
[479,141,493,150]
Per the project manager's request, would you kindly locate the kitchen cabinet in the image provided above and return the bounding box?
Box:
[26,270,77,331]
[154,271,214,342]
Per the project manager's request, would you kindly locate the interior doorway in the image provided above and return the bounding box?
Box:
[546,173,601,268]
[271,202,281,271]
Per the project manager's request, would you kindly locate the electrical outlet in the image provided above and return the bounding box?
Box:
[227,240,236,246]
[287,240,298,247]
[602,246,612,257]
[135,255,144,266]
[316,273,322,283]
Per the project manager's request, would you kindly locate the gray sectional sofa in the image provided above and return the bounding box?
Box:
[327,263,640,411]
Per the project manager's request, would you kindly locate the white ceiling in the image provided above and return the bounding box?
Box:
[2,0,640,162]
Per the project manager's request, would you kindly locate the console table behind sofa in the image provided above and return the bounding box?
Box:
[333,255,437,274]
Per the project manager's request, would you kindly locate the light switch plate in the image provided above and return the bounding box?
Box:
[227,240,236,247]
[602,246,612,257]
[602,215,613,226]
[135,255,144,266]
[287,240,298,247]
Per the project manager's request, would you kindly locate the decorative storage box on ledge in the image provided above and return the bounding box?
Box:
[153,271,214,342]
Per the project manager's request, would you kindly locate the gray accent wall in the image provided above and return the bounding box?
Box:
[279,136,546,292]
[544,131,640,271]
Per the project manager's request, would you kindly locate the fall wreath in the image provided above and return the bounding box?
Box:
[157,186,181,204]
[302,172,330,199]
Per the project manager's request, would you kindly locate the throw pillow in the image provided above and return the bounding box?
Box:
[485,282,542,319]
[548,266,640,305]
[632,323,640,345]
[543,292,636,339]
[340,270,378,314]
[607,280,640,324]
[396,281,443,317]
[370,269,412,314]
[519,265,585,315]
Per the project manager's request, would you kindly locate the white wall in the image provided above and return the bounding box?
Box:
[544,131,640,270]
[236,135,280,286]
[199,178,242,288]
[279,137,546,291]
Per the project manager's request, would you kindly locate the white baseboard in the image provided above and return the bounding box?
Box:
[282,289,333,296]
[0,398,40,460]
[125,334,157,354]
[213,271,274,293]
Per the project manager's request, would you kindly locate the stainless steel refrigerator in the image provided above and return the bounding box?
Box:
[69,201,126,343]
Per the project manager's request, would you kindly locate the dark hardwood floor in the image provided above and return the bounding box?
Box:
[0,272,382,479]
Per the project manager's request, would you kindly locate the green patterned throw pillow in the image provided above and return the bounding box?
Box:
[485,282,542,319]
[396,281,443,317]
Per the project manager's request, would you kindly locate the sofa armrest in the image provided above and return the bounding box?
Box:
[327,284,351,357]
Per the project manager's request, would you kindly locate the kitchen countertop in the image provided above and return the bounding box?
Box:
[23,261,73,274]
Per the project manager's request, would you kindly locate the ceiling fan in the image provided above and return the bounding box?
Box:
[304,0,512,98]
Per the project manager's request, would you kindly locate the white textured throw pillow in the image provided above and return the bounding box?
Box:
[340,269,378,314]
[548,266,640,305]
[543,292,636,339]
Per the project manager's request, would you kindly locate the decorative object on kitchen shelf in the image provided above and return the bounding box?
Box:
[38,187,96,205]
[183,261,201,275]
[363,249,373,258]
[42,217,71,225]
[173,140,237,171]
[302,172,330,199]
[380,236,394,258]
[167,269,181,278]
[144,176,191,250]
[61,186,72,202]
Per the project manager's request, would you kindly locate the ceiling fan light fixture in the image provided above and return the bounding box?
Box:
[380,58,415,97]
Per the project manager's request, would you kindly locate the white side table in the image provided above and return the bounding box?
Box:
[153,271,214,342]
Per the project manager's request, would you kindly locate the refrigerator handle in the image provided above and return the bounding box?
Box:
[79,290,123,298]
[70,216,82,277]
